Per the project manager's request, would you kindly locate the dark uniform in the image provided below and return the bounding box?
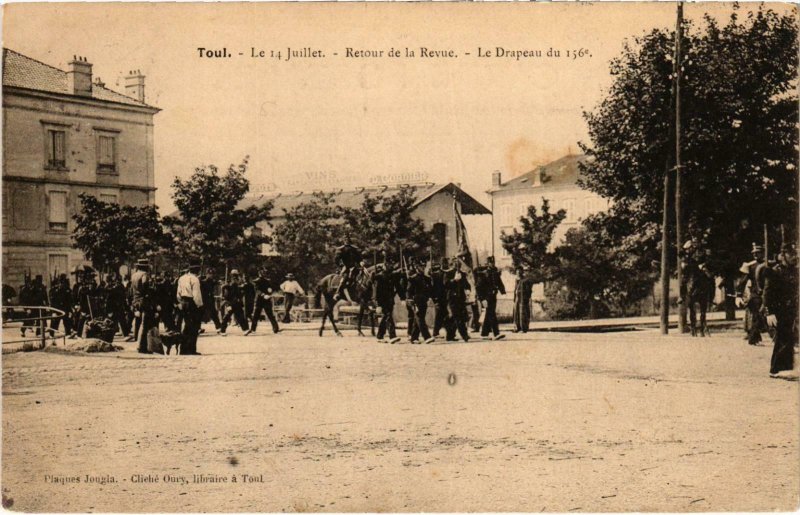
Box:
[200,273,221,330]
[374,264,403,342]
[406,264,433,343]
[445,266,471,342]
[430,261,448,337]
[220,275,249,334]
[247,272,279,334]
[513,270,534,333]
[102,275,130,337]
[243,276,256,329]
[477,258,506,339]
[49,275,73,337]
[762,245,798,376]
[334,242,362,300]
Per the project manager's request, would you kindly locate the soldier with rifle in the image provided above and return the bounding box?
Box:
[219,269,249,336]
[477,256,506,341]
[405,256,435,344]
[444,258,471,343]
[373,261,402,344]
[49,273,75,338]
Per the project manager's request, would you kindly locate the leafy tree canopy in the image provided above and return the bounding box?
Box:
[499,199,566,283]
[579,5,798,276]
[162,157,272,271]
[72,194,165,272]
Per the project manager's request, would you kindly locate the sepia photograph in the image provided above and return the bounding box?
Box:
[1,1,798,512]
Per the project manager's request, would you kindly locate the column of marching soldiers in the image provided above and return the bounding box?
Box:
[10,251,510,353]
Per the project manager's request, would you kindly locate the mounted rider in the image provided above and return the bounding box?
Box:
[333,233,363,301]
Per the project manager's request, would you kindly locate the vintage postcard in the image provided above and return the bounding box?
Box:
[1,1,798,512]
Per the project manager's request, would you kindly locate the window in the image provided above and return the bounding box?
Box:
[563,198,576,222]
[48,191,68,231]
[97,134,117,173]
[47,129,66,169]
[99,194,117,204]
[499,226,513,257]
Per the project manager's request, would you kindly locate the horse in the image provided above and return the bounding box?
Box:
[683,261,716,337]
[315,266,376,337]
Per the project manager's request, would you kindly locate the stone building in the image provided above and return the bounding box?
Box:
[2,49,160,287]
[488,154,610,314]
[242,182,492,260]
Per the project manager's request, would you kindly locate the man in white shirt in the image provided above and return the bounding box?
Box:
[280,273,305,323]
[177,263,203,355]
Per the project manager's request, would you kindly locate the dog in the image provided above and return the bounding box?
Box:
[147,327,184,356]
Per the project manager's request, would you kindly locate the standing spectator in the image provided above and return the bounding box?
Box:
[131,260,155,353]
[177,263,203,355]
[102,273,130,339]
[763,242,798,378]
[512,267,534,333]
[280,273,305,323]
[49,273,75,338]
[736,243,768,345]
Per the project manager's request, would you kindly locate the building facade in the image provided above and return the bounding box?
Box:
[2,49,160,286]
[243,182,492,260]
[488,154,609,313]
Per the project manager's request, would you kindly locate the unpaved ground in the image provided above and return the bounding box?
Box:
[2,325,798,512]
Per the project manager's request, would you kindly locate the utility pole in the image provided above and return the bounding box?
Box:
[660,155,671,334]
[764,224,769,262]
[674,2,687,334]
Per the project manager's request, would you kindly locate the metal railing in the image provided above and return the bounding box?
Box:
[2,306,67,354]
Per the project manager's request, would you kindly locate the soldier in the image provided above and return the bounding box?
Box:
[177,263,204,355]
[157,271,177,332]
[478,256,506,341]
[49,273,74,338]
[334,235,363,301]
[512,267,534,333]
[445,259,471,343]
[246,268,280,335]
[374,262,402,344]
[430,258,448,337]
[763,242,798,378]
[242,272,256,329]
[200,269,221,332]
[102,273,130,338]
[406,258,435,344]
[22,274,50,337]
[736,243,768,345]
[131,259,156,353]
[219,269,249,336]
[75,269,101,338]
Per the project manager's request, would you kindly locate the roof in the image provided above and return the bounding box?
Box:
[2,48,158,110]
[492,154,588,192]
[239,182,491,216]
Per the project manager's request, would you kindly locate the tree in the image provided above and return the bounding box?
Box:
[341,186,434,263]
[579,6,798,280]
[499,199,566,284]
[161,157,272,271]
[271,193,344,288]
[72,194,165,272]
[548,212,659,319]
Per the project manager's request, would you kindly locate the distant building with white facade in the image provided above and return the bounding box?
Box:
[487,154,609,313]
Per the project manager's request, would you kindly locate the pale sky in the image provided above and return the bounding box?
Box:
[5,2,791,213]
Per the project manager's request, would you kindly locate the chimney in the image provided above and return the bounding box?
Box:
[94,77,105,88]
[124,69,146,103]
[67,56,93,97]
[492,170,502,187]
